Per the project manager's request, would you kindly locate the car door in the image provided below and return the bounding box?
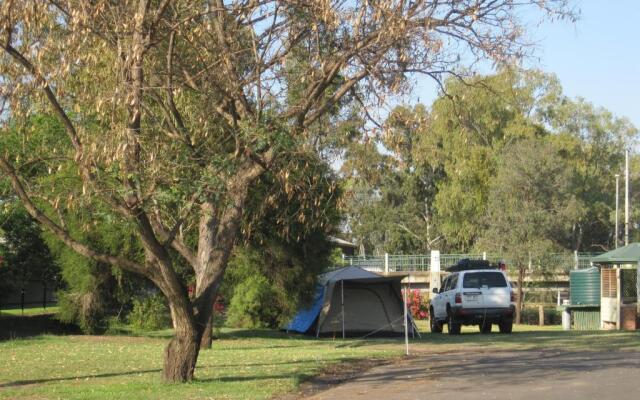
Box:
[433,276,449,319]
[444,273,458,309]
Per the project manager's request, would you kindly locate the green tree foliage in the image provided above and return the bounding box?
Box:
[0,205,59,303]
[543,100,637,250]
[45,212,147,334]
[423,69,554,250]
[342,68,638,254]
[475,138,575,321]
[224,154,341,328]
[343,105,443,254]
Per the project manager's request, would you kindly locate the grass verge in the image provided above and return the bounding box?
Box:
[1,324,639,400]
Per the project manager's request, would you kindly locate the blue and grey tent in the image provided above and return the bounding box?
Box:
[286,266,408,337]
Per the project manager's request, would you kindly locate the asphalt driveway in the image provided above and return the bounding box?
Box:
[305,349,640,400]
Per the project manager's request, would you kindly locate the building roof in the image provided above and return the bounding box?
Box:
[591,243,640,264]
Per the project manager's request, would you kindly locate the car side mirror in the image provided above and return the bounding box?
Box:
[432,287,439,294]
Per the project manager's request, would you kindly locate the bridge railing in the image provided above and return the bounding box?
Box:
[341,252,601,274]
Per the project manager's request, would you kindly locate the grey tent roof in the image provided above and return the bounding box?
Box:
[591,242,640,264]
[319,266,381,285]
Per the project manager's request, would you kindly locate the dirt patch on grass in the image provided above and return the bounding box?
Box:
[275,356,406,400]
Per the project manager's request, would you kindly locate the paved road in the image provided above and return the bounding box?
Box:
[305,350,640,400]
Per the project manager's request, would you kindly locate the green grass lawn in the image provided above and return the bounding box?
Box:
[0,329,400,400]
[1,324,639,400]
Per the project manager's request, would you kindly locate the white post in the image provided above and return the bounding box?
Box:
[403,286,409,356]
[482,252,487,261]
[430,250,441,294]
[615,173,620,248]
[616,268,621,331]
[625,150,629,246]
[574,250,579,270]
[341,280,345,339]
[384,253,389,274]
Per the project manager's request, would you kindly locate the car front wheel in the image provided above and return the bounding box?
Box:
[430,308,443,333]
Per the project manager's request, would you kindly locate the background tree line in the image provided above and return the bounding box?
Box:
[342,68,638,258]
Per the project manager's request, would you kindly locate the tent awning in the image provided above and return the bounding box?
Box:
[591,243,640,264]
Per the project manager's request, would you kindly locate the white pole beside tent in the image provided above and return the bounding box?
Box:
[404,287,409,356]
[341,280,345,339]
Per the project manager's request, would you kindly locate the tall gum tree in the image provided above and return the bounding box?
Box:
[0,0,573,382]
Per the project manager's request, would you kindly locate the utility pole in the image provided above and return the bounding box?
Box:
[625,150,630,246]
[615,174,620,248]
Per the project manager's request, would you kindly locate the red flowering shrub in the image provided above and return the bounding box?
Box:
[402,289,429,320]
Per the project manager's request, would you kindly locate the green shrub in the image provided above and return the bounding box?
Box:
[225,275,280,329]
[128,294,171,331]
[520,306,562,325]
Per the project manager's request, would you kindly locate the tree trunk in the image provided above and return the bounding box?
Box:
[199,314,213,349]
[162,298,202,382]
[163,324,200,382]
[515,267,525,324]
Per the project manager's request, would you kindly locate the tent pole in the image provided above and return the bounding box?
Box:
[404,286,409,356]
[341,280,345,339]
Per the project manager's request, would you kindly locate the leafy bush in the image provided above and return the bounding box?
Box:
[128,294,171,331]
[225,275,280,329]
[520,306,562,325]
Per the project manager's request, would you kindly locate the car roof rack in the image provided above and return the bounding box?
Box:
[445,258,504,272]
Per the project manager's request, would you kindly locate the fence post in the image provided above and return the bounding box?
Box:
[574,250,579,270]
[384,253,389,274]
[482,252,487,260]
[539,305,544,326]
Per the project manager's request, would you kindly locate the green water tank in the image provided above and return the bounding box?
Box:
[570,268,601,306]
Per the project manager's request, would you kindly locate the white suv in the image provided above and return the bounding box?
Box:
[430,269,515,334]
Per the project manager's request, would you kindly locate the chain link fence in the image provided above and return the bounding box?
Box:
[621,268,638,303]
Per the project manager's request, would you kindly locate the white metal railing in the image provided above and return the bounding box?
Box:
[341,251,600,274]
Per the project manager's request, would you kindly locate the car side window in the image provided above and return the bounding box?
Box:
[440,276,449,293]
[449,274,458,291]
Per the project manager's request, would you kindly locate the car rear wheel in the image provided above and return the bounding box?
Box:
[430,308,443,333]
[499,319,513,334]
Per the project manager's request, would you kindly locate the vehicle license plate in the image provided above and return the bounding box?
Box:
[466,295,479,301]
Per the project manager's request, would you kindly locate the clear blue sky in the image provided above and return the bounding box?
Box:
[411,0,640,128]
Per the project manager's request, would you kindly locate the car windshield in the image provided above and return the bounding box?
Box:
[463,272,507,288]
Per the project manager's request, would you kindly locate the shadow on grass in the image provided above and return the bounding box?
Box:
[0,357,329,388]
[0,368,162,388]
[0,314,81,341]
